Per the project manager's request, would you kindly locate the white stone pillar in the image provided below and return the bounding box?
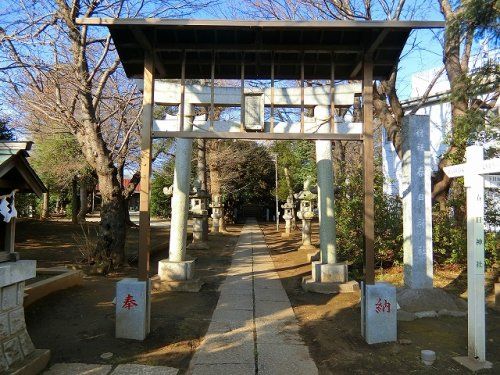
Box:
[314,106,337,264]
[157,103,195,286]
[168,103,194,263]
[402,115,433,289]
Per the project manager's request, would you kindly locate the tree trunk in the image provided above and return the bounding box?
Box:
[71,177,78,224]
[207,141,226,231]
[283,167,297,230]
[41,191,49,220]
[96,173,127,267]
[432,0,471,211]
[197,139,209,239]
[77,179,88,223]
[197,139,207,190]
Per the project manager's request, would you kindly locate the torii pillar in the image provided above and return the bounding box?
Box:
[158,103,200,289]
[302,105,358,293]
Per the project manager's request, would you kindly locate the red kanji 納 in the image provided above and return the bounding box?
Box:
[374,297,391,313]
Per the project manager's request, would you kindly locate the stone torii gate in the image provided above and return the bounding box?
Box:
[150,81,363,288]
[76,17,444,341]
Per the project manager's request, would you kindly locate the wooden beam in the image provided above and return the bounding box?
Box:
[127,57,397,66]
[363,56,375,285]
[138,50,155,281]
[76,18,445,30]
[350,29,390,78]
[152,130,362,141]
[130,27,167,78]
[153,45,364,53]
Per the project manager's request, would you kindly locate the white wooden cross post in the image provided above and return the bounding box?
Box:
[444,144,499,369]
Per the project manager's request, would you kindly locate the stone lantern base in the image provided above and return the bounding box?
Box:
[187,216,209,250]
[0,260,50,374]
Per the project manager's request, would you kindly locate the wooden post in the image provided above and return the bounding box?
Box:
[300,54,305,133]
[138,50,155,281]
[210,50,215,130]
[5,218,16,254]
[240,59,245,131]
[270,52,275,132]
[363,56,375,285]
[180,51,186,131]
[330,55,335,132]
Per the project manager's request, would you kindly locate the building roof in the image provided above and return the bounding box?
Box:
[0,142,47,196]
[76,18,444,81]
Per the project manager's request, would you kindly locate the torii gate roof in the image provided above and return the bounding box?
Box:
[76,18,443,80]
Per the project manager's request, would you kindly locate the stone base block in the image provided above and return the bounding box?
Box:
[158,259,195,281]
[453,356,492,372]
[302,277,359,294]
[24,268,83,307]
[361,282,397,345]
[0,261,36,288]
[187,241,210,250]
[151,275,203,293]
[397,287,467,317]
[320,263,348,283]
[9,348,50,375]
[311,261,348,283]
[307,251,320,263]
[116,278,150,341]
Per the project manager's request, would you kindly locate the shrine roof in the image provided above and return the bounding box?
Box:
[0,142,47,196]
[76,18,444,80]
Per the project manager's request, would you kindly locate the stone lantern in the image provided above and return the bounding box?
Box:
[187,180,209,250]
[210,195,222,233]
[295,178,317,251]
[281,195,294,238]
[0,142,50,373]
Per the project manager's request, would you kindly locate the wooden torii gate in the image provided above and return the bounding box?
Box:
[76,18,444,341]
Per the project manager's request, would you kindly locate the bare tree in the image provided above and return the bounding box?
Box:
[0,0,212,269]
[432,0,499,208]
[241,0,499,211]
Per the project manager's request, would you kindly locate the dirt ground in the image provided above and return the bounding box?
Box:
[16,219,241,373]
[259,222,499,375]
[15,218,499,374]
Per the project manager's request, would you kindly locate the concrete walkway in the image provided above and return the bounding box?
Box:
[189,220,318,375]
